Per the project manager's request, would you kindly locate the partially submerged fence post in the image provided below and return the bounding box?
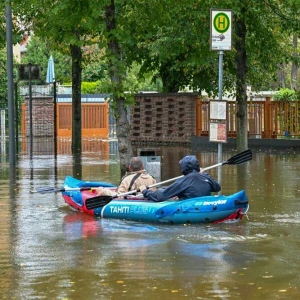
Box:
[264,96,271,138]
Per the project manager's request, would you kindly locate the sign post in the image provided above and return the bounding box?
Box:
[18,64,41,156]
[6,2,16,166]
[210,9,232,189]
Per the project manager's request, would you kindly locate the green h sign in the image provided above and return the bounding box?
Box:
[213,13,230,33]
[210,9,232,51]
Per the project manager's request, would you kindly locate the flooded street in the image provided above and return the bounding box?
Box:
[1,140,300,299]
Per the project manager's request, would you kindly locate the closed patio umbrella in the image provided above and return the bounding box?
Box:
[46,55,57,156]
[46,55,55,83]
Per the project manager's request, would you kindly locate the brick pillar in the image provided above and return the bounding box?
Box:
[23,96,54,137]
[131,93,198,144]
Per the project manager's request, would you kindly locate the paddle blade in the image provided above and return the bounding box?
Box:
[31,186,64,194]
[225,149,252,165]
[31,186,93,194]
[85,195,113,210]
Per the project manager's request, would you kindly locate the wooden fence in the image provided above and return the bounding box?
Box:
[56,103,109,137]
[21,102,109,138]
[196,97,300,138]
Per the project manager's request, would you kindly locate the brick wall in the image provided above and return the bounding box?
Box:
[23,96,54,137]
[22,97,109,138]
[131,93,198,144]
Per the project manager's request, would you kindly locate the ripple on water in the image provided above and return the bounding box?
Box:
[273,212,300,224]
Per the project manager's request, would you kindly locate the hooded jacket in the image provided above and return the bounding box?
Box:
[142,155,221,202]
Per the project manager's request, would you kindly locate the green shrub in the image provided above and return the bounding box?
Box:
[62,81,112,94]
[82,81,101,94]
[273,88,297,101]
[294,90,300,101]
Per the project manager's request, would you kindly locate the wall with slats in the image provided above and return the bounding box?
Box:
[131,93,198,143]
[21,99,109,138]
[57,103,109,137]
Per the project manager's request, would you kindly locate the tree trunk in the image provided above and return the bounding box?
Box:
[277,63,286,88]
[291,34,298,90]
[105,0,133,177]
[70,43,82,155]
[235,8,248,151]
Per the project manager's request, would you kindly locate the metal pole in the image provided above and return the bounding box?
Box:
[54,81,57,157]
[28,63,33,155]
[15,82,19,153]
[1,110,5,158]
[218,51,224,99]
[217,50,224,190]
[5,2,16,165]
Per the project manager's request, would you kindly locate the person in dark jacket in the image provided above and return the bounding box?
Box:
[139,155,221,202]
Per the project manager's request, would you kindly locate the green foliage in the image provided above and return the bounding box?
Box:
[13,0,300,96]
[21,36,71,84]
[120,0,299,95]
[81,63,162,94]
[295,90,300,100]
[11,0,300,96]
[0,6,6,48]
[121,0,221,94]
[82,62,107,82]
[0,48,7,109]
[123,63,162,93]
[0,2,23,48]
[273,88,297,101]
[81,81,101,94]
[0,48,19,110]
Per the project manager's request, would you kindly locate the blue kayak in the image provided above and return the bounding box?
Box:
[62,176,249,225]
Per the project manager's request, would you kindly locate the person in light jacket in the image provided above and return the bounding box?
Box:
[139,155,221,202]
[95,157,156,196]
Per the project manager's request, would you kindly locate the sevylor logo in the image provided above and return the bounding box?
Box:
[196,200,227,206]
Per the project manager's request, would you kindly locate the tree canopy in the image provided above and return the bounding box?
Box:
[9,0,300,93]
[0,5,6,48]
[21,36,72,84]
[118,0,299,94]
[0,48,8,109]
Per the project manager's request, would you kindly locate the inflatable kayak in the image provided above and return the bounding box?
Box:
[61,176,249,224]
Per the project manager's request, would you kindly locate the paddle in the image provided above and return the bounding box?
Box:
[85,149,252,210]
[30,186,97,194]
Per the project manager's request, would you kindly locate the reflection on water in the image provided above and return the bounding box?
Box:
[20,137,115,156]
[63,212,101,240]
[1,140,300,299]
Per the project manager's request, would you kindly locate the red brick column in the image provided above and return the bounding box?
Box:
[131,93,198,143]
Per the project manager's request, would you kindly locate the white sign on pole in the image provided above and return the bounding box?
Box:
[209,122,227,143]
[210,9,232,51]
[210,101,227,120]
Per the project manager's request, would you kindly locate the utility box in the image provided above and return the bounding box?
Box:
[138,155,161,182]
[137,147,160,156]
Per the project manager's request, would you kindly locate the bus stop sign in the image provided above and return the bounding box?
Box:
[210,9,232,51]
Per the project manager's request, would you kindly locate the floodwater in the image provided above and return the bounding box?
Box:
[1,139,300,299]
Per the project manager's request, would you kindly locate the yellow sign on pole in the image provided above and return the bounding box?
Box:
[210,9,232,51]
